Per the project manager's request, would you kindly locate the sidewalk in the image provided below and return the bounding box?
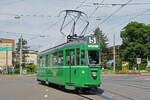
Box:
[101,72,150,76]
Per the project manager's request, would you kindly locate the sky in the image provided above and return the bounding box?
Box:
[0,0,150,51]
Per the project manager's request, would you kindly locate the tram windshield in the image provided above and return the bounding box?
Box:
[88,50,99,65]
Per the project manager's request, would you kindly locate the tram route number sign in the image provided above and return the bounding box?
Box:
[89,37,96,44]
[137,58,141,64]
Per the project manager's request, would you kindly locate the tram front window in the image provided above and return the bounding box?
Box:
[88,50,99,65]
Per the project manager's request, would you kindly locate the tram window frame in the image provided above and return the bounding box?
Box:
[53,52,57,66]
[76,48,80,66]
[66,49,75,66]
[58,51,63,66]
[81,50,86,65]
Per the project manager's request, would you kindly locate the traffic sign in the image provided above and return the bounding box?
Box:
[137,58,141,64]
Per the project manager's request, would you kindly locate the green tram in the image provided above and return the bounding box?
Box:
[36,35,101,90]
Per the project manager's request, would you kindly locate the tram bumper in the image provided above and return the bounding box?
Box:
[77,67,101,88]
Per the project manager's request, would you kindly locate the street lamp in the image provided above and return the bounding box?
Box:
[14,15,23,75]
[14,15,21,19]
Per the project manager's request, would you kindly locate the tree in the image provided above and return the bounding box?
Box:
[94,27,109,66]
[14,37,29,68]
[120,21,150,69]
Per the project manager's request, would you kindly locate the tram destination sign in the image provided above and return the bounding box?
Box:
[88,45,98,48]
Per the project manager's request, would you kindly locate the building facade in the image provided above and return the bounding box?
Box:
[25,50,37,65]
[0,38,15,51]
[0,38,14,71]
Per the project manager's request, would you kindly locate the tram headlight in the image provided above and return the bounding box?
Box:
[92,71,97,77]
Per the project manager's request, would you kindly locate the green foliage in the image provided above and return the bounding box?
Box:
[107,65,113,70]
[120,21,150,69]
[14,64,36,74]
[115,59,122,72]
[25,64,36,72]
[14,68,20,74]
[94,27,108,52]
[94,27,109,66]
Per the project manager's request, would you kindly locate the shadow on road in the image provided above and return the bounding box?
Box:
[38,82,104,95]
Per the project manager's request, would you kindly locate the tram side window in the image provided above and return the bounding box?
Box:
[66,49,75,66]
[76,48,80,65]
[46,55,48,67]
[39,56,42,67]
[42,56,45,67]
[49,54,52,67]
[81,50,86,65]
[66,50,70,65]
[58,51,63,66]
[53,53,57,66]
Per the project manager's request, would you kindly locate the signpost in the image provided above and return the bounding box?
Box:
[137,58,141,64]
[137,58,141,72]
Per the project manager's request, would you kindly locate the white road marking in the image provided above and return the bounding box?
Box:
[44,94,48,98]
[46,89,48,92]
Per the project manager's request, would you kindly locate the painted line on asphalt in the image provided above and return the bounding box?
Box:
[44,94,48,98]
[46,89,48,92]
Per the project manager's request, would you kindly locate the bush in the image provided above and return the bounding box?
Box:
[14,68,20,74]
[25,64,36,72]
[14,64,36,74]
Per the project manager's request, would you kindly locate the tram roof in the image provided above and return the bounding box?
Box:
[38,35,95,55]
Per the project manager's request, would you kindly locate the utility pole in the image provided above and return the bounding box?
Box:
[113,34,116,72]
[20,34,22,76]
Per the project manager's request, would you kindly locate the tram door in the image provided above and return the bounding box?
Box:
[66,49,75,84]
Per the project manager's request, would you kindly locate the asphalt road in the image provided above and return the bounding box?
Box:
[0,74,150,100]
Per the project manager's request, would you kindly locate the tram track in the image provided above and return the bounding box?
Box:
[75,88,126,100]
[77,94,117,100]
[103,80,150,91]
